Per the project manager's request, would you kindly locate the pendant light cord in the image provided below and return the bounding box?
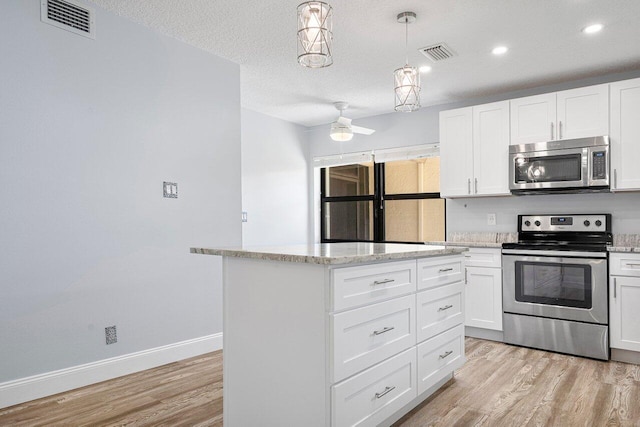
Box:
[405,17,409,66]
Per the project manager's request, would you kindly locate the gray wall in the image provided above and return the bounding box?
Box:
[241,109,310,246]
[0,0,241,382]
[307,69,640,237]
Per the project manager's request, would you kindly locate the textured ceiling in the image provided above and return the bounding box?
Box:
[89,0,640,127]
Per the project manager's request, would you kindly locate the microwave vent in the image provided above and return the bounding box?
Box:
[419,43,456,62]
[41,0,95,39]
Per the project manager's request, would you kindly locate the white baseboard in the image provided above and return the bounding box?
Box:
[0,333,222,410]
[465,326,504,342]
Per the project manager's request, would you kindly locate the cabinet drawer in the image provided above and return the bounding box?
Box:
[331,295,416,383]
[464,248,501,268]
[332,348,417,427]
[417,325,465,396]
[610,253,640,277]
[417,256,463,290]
[332,260,416,311]
[417,282,464,343]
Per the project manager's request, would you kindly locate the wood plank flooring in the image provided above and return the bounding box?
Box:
[394,338,640,427]
[1,338,639,426]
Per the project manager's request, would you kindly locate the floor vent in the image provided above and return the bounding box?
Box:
[419,43,456,62]
[41,0,95,39]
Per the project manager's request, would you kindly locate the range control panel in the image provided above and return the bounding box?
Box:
[520,214,609,232]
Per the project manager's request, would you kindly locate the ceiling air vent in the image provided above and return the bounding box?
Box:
[419,43,456,62]
[41,0,95,39]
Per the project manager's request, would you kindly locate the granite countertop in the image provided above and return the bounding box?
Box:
[608,234,640,253]
[425,232,518,249]
[191,242,467,265]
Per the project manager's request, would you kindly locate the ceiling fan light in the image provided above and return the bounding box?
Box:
[297,2,333,68]
[330,122,353,141]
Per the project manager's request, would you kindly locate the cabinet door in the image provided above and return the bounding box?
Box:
[465,267,502,331]
[556,84,609,140]
[610,78,640,190]
[510,93,556,144]
[472,101,510,196]
[610,276,640,352]
[440,107,473,197]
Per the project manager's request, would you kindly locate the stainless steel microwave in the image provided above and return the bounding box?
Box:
[509,136,609,194]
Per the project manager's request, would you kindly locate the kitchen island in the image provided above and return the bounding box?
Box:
[191,243,467,427]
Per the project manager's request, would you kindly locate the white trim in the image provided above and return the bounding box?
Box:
[374,143,440,163]
[0,333,222,409]
[312,150,373,168]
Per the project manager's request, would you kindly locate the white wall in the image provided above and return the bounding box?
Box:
[0,0,240,387]
[307,69,640,237]
[241,109,309,246]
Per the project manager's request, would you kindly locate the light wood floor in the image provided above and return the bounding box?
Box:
[1,338,639,426]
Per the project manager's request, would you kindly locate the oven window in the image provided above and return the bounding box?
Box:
[514,154,582,183]
[514,261,592,308]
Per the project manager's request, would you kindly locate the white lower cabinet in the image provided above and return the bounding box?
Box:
[332,348,417,427]
[220,253,466,427]
[331,255,465,426]
[610,253,640,352]
[464,248,503,331]
[416,282,464,342]
[417,324,465,395]
[332,295,416,383]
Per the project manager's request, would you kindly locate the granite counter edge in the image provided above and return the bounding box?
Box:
[190,247,468,265]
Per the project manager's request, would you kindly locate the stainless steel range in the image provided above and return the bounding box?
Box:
[502,214,612,360]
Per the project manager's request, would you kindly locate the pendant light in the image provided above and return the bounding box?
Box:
[394,12,421,112]
[297,2,333,68]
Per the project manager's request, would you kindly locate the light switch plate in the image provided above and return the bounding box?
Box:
[487,213,497,226]
[163,182,178,198]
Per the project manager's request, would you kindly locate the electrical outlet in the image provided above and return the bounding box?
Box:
[105,325,117,345]
[241,211,248,223]
[487,213,497,226]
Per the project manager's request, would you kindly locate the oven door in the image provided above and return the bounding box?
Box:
[509,147,588,191]
[502,251,608,324]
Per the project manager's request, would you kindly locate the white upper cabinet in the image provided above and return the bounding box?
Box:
[440,107,473,197]
[473,101,510,196]
[510,84,609,145]
[610,77,640,191]
[510,93,557,144]
[556,85,609,139]
[440,101,510,198]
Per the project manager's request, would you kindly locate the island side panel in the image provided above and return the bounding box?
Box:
[223,257,329,427]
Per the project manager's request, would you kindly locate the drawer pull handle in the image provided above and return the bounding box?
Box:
[438,268,454,273]
[438,304,454,311]
[373,326,395,336]
[626,263,640,267]
[375,386,396,399]
[372,279,395,286]
[439,350,454,359]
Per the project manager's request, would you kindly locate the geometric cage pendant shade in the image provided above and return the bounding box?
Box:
[394,12,421,112]
[394,65,421,112]
[297,1,333,68]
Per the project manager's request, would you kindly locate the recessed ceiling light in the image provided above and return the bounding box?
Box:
[419,65,432,73]
[492,46,508,55]
[583,23,603,34]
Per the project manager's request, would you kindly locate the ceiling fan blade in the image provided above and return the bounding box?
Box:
[351,125,375,135]
[336,116,352,126]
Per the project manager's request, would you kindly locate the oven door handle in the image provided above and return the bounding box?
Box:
[501,249,607,259]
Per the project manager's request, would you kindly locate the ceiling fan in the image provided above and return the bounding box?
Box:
[330,102,375,141]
